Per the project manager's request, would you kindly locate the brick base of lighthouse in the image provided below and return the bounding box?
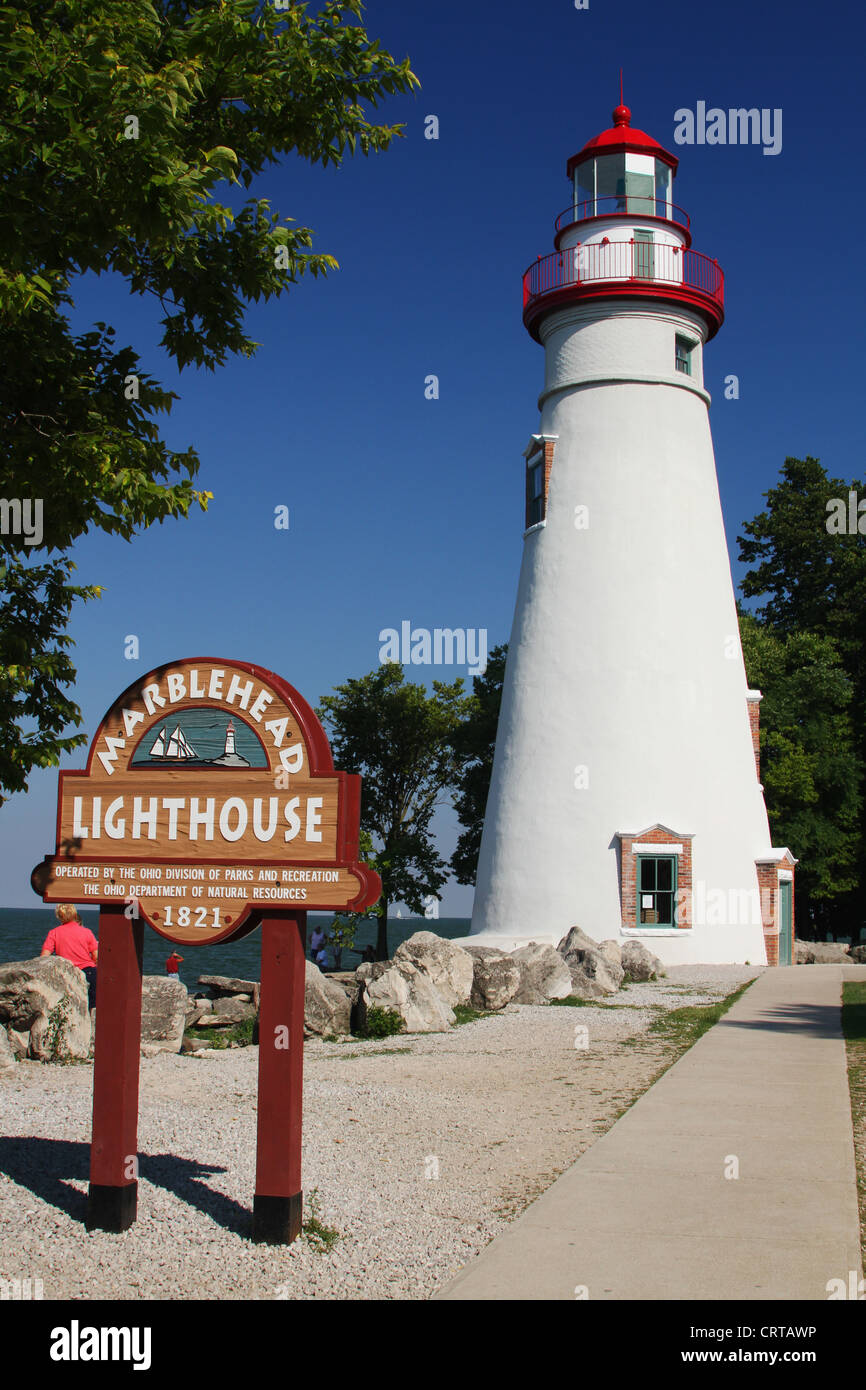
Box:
[757,859,797,966]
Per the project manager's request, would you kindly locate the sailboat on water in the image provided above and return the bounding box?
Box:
[149,725,198,760]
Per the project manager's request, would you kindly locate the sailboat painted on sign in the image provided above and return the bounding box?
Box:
[149,726,198,760]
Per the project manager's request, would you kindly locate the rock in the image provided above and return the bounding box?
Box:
[212,996,256,1024]
[599,940,622,970]
[197,975,261,1007]
[140,977,188,1053]
[393,932,474,1009]
[0,1027,15,1075]
[462,946,522,1011]
[0,957,90,1060]
[7,1028,29,1060]
[621,939,666,982]
[356,960,390,983]
[557,927,624,997]
[849,945,866,964]
[359,960,455,1033]
[304,960,351,1037]
[328,971,364,1007]
[511,943,573,1004]
[795,940,851,964]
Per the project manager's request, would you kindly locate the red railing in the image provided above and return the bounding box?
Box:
[555,196,691,234]
[522,240,724,313]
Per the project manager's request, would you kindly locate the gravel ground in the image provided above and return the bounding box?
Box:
[0,964,759,1301]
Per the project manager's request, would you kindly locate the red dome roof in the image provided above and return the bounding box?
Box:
[566,105,678,177]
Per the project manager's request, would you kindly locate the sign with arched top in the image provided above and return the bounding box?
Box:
[31,658,380,1246]
[31,656,381,943]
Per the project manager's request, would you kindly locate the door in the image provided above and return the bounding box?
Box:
[633,230,654,279]
[778,880,793,965]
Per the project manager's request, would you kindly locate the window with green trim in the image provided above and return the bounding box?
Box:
[637,854,677,926]
[526,450,546,528]
[675,336,692,375]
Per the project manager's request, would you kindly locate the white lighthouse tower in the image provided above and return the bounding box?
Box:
[470,102,795,966]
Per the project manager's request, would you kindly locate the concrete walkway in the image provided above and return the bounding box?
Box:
[436,965,865,1300]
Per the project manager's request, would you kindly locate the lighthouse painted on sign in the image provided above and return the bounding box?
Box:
[469,102,796,966]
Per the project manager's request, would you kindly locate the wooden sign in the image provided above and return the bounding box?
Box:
[31,658,380,1246]
[31,657,380,944]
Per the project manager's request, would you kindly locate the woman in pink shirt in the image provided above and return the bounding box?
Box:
[41,904,98,1010]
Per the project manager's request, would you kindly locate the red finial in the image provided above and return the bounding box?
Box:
[613,70,630,126]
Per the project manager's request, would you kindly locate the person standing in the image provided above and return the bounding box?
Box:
[40,904,98,1010]
[309,922,326,963]
[165,951,184,976]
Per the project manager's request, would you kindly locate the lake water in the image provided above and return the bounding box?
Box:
[0,908,473,988]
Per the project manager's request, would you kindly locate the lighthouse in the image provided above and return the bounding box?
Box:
[211,717,250,768]
[469,102,796,966]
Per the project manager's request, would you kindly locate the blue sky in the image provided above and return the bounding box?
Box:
[4,0,864,910]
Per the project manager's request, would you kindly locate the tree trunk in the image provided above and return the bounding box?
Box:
[377,898,389,961]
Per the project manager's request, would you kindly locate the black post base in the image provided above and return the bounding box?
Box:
[252,1191,303,1245]
[86,1181,138,1233]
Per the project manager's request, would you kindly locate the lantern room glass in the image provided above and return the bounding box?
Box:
[573,154,673,222]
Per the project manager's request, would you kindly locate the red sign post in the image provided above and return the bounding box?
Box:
[31,658,380,1242]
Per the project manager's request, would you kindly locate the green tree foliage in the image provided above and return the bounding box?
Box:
[739,457,866,684]
[739,456,866,937]
[450,643,508,884]
[739,613,862,929]
[0,0,417,804]
[318,664,472,960]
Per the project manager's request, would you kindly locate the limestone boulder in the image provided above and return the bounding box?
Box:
[304,960,351,1037]
[849,945,866,964]
[393,932,474,1009]
[356,960,390,984]
[358,960,455,1033]
[557,927,624,997]
[0,1026,16,1075]
[198,975,260,1008]
[795,940,851,965]
[140,976,189,1054]
[599,940,622,970]
[621,939,666,982]
[462,944,522,1011]
[213,996,256,1024]
[511,943,573,1004]
[0,956,90,1060]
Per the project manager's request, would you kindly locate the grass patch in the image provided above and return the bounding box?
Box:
[548,995,661,1011]
[355,1005,405,1040]
[185,1016,256,1049]
[330,1046,413,1060]
[640,982,753,1048]
[842,981,866,1262]
[453,1004,494,1025]
[302,1188,340,1253]
[549,995,620,1009]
